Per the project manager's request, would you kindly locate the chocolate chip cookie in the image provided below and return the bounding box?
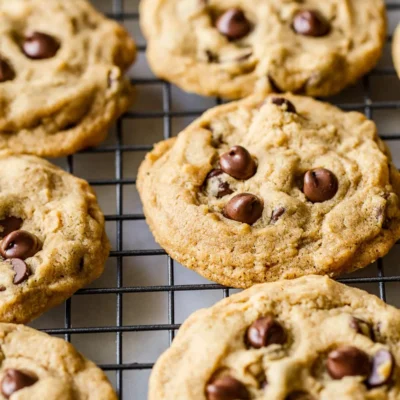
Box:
[0,0,136,157]
[138,94,400,288]
[392,23,400,80]
[0,153,109,323]
[0,323,116,399]
[149,275,400,399]
[140,0,386,99]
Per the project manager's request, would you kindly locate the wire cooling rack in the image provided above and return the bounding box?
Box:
[25,0,400,398]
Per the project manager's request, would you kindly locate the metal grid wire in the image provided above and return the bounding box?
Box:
[26,0,400,398]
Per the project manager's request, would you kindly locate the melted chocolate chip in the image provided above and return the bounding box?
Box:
[271,207,285,223]
[303,168,338,202]
[206,376,249,400]
[204,169,233,198]
[0,217,23,238]
[220,146,257,180]
[1,369,37,399]
[22,32,60,59]
[224,193,263,225]
[327,346,371,380]
[367,349,394,387]
[216,8,251,41]
[247,316,286,348]
[206,50,219,63]
[0,58,15,83]
[0,230,41,260]
[349,317,373,339]
[10,259,31,284]
[207,169,224,179]
[271,97,297,113]
[292,10,330,37]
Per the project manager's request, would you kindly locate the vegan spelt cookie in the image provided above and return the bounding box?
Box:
[138,93,400,288]
[0,0,136,157]
[140,0,386,99]
[0,323,116,399]
[149,275,400,400]
[0,153,109,323]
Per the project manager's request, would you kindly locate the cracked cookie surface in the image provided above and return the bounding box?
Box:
[0,323,116,399]
[0,153,109,323]
[140,0,386,99]
[149,275,400,400]
[0,0,136,157]
[138,94,400,288]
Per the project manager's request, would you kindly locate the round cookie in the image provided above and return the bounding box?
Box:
[140,0,386,99]
[0,0,136,157]
[138,94,400,288]
[0,153,109,323]
[149,275,400,399]
[0,323,116,399]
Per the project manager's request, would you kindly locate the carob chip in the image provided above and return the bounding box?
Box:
[224,193,263,225]
[1,369,37,399]
[349,317,373,338]
[10,259,31,284]
[206,376,249,400]
[327,346,371,379]
[220,146,257,180]
[303,168,338,202]
[216,8,251,41]
[271,97,297,113]
[367,349,394,387]
[0,230,41,260]
[0,58,15,83]
[23,32,60,59]
[0,217,23,238]
[292,10,330,37]
[247,316,286,348]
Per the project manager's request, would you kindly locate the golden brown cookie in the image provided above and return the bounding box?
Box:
[0,153,109,323]
[140,0,386,98]
[0,0,136,157]
[138,93,400,288]
[150,276,400,399]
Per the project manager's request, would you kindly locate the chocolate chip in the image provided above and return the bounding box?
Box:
[0,217,23,238]
[292,10,330,37]
[0,230,41,260]
[327,346,371,380]
[271,97,297,113]
[206,376,249,400]
[0,58,15,83]
[1,369,37,399]
[204,169,233,198]
[206,50,219,63]
[349,317,373,339]
[22,32,60,59]
[303,168,338,202]
[367,349,394,387]
[224,193,263,225]
[216,9,251,41]
[247,316,286,348]
[207,169,224,179]
[10,259,31,284]
[286,391,314,400]
[271,207,285,223]
[220,146,257,180]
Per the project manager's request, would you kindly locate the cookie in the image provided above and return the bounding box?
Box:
[0,323,116,399]
[138,93,400,288]
[0,0,136,157]
[0,153,109,323]
[392,24,400,80]
[149,275,400,399]
[140,0,386,99]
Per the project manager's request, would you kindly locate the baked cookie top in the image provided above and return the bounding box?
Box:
[392,23,400,80]
[0,0,136,157]
[149,275,400,399]
[0,323,116,399]
[138,94,400,288]
[140,0,386,99]
[0,154,109,323]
